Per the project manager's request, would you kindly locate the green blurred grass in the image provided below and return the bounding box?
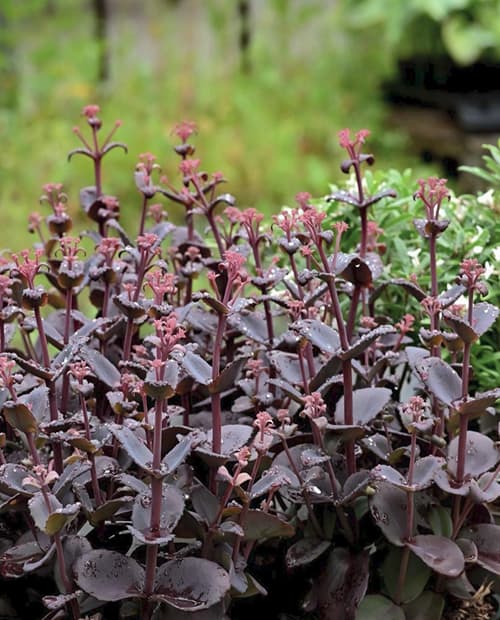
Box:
[0,0,428,251]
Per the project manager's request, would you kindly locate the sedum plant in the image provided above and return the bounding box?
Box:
[0,106,498,620]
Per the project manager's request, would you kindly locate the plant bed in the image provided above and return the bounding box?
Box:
[0,108,498,620]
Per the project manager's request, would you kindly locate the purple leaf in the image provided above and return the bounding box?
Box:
[154,558,230,610]
[87,496,133,527]
[250,464,300,499]
[0,463,37,496]
[195,424,253,467]
[405,346,430,370]
[418,358,462,406]
[470,302,499,336]
[340,325,396,360]
[209,356,248,394]
[390,278,427,301]
[316,548,369,619]
[228,311,268,344]
[75,550,144,601]
[383,546,431,604]
[461,523,500,574]
[455,537,478,563]
[0,538,52,578]
[179,350,212,385]
[447,431,499,478]
[162,433,197,473]
[68,147,93,162]
[3,401,38,434]
[371,465,406,488]
[370,482,408,546]
[328,190,359,206]
[326,424,366,443]
[469,470,500,503]
[81,346,120,388]
[292,319,340,355]
[442,313,476,344]
[21,385,49,425]
[364,251,384,280]
[455,388,500,416]
[29,492,80,536]
[130,484,184,544]
[335,387,391,425]
[362,433,391,461]
[144,362,179,400]
[191,483,220,525]
[207,424,253,457]
[309,354,342,391]
[268,351,303,385]
[437,284,466,309]
[443,302,499,343]
[231,509,295,541]
[101,141,128,156]
[407,535,464,577]
[266,378,304,403]
[286,538,331,569]
[341,470,371,504]
[109,424,153,472]
[363,188,397,206]
[412,456,446,490]
[433,468,470,496]
[333,252,372,285]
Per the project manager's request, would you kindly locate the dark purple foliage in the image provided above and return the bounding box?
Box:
[0,111,497,619]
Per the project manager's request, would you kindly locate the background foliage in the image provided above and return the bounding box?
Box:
[0,0,432,250]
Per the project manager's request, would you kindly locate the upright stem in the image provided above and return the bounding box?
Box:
[455,413,469,485]
[206,212,225,257]
[143,397,165,603]
[138,194,148,237]
[429,234,438,298]
[122,318,134,362]
[80,394,103,506]
[26,433,80,619]
[341,361,355,475]
[252,246,274,345]
[346,285,361,340]
[279,435,323,537]
[455,288,474,485]
[211,314,227,456]
[396,430,417,605]
[60,289,73,417]
[317,244,355,474]
[359,205,367,258]
[34,307,50,369]
[34,307,63,473]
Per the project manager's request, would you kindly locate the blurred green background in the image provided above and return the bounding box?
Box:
[0,0,498,387]
[0,0,424,250]
[1,0,499,250]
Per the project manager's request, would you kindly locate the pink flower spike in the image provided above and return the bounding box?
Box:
[302,392,327,419]
[355,129,370,145]
[82,104,100,119]
[236,446,251,467]
[69,361,91,383]
[395,313,415,334]
[172,120,197,143]
[179,159,201,177]
[338,129,351,149]
[295,192,312,210]
[221,250,246,283]
[253,411,274,442]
